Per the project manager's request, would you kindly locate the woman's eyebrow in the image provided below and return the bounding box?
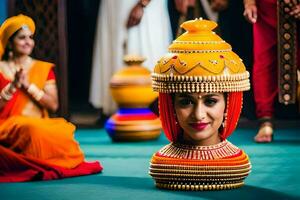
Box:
[177,93,222,100]
[204,94,220,98]
[178,93,194,98]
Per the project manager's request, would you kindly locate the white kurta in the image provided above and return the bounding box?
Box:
[89,0,172,114]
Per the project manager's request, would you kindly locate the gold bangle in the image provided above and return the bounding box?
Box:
[0,90,12,101]
[27,83,39,94]
[0,83,15,101]
[35,90,45,101]
[27,83,45,101]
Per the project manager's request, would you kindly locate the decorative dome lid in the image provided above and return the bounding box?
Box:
[110,55,151,87]
[152,18,250,93]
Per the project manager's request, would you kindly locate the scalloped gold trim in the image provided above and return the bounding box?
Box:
[149,166,251,175]
[150,171,250,178]
[153,176,247,182]
[150,163,251,170]
[169,49,231,54]
[152,71,249,82]
[151,71,250,93]
[156,140,240,160]
[155,181,244,191]
[173,40,226,45]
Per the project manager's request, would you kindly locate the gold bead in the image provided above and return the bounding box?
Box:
[200,185,204,191]
[284,74,291,80]
[284,64,291,70]
[283,84,290,90]
[284,43,290,50]
[284,33,291,40]
[283,94,291,101]
[283,23,291,29]
[191,185,195,191]
[186,185,190,190]
[284,53,291,60]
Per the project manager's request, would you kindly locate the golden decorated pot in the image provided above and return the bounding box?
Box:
[110,55,158,107]
[105,55,161,141]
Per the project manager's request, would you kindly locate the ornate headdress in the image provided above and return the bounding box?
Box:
[0,14,35,59]
[152,19,250,141]
[149,19,251,191]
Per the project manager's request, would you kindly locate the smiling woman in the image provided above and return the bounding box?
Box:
[0,14,102,182]
[174,92,225,146]
[149,19,251,191]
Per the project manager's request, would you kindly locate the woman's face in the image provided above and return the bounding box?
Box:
[11,27,34,56]
[174,92,226,146]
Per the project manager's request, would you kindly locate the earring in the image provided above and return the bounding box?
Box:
[8,50,13,59]
[174,113,178,125]
[222,112,227,129]
[222,121,225,129]
[7,44,13,59]
[175,116,178,125]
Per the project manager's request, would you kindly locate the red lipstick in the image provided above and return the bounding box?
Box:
[190,122,209,131]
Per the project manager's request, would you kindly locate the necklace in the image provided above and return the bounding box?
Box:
[157,140,240,160]
[10,56,33,71]
[6,56,33,78]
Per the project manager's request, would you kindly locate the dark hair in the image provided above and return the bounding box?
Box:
[2,28,22,61]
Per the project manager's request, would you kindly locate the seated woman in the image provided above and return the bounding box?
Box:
[0,14,102,182]
[149,19,251,190]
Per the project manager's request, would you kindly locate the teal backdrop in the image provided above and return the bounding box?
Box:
[0,0,7,24]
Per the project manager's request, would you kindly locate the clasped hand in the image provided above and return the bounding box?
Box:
[12,68,30,90]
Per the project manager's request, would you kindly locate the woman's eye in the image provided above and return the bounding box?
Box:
[178,98,194,107]
[204,98,218,106]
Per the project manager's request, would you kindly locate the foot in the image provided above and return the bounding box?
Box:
[254,122,273,143]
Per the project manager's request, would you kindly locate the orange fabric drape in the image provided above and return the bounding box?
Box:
[158,93,182,142]
[0,60,84,169]
[9,60,53,117]
[0,116,84,168]
[158,92,243,142]
[220,92,243,140]
[0,60,53,120]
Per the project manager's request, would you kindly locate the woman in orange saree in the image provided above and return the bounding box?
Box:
[0,14,102,182]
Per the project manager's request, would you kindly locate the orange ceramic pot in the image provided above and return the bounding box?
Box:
[110,55,158,107]
[105,55,161,141]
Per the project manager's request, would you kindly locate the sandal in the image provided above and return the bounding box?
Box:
[254,119,274,143]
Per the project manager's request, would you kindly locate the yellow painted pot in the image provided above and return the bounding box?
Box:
[110,55,158,107]
[106,55,161,141]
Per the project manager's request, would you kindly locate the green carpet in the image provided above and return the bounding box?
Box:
[1,128,300,200]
